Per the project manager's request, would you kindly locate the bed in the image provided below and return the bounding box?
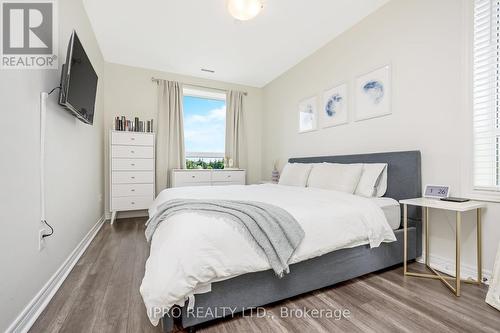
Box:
[144,151,422,332]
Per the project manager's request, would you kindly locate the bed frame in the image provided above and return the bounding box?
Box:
[161,150,422,332]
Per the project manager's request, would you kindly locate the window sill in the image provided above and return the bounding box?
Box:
[465,189,500,203]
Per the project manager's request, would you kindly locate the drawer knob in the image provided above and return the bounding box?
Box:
[131,202,135,205]
[131,163,135,166]
[131,189,135,192]
[131,138,135,141]
[131,150,135,153]
[192,175,196,178]
[227,175,231,178]
[131,176,135,179]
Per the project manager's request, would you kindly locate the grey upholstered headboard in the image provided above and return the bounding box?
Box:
[289,150,422,223]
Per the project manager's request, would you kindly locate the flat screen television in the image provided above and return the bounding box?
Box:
[59,31,98,125]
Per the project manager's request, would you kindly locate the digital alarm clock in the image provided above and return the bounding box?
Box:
[424,185,450,199]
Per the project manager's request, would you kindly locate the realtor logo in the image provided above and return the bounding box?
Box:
[1,0,58,69]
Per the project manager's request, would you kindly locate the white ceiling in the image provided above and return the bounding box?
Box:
[83,0,389,87]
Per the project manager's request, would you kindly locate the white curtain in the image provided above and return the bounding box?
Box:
[156,80,185,193]
[225,90,246,169]
[486,243,500,311]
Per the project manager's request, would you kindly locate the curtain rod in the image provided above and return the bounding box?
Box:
[151,77,248,96]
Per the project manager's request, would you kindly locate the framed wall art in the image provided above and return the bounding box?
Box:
[321,83,348,128]
[355,65,391,121]
[298,96,318,133]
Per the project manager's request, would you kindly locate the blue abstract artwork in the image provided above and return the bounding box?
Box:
[325,94,343,117]
[321,83,348,128]
[362,80,384,104]
[355,65,391,121]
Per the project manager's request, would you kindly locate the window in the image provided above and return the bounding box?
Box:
[183,87,226,169]
[473,0,500,190]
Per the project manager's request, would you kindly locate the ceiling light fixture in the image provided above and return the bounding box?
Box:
[227,0,263,21]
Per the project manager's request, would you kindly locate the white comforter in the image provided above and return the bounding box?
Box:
[140,184,396,325]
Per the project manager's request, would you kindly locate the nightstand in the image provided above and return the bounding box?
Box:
[399,197,486,296]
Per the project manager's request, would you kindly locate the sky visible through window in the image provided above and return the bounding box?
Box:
[183,95,226,155]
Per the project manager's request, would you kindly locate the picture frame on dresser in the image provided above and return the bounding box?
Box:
[109,130,156,224]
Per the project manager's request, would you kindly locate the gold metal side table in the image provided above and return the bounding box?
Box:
[399,198,486,296]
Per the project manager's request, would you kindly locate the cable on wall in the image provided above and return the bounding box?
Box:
[48,86,61,95]
[40,87,60,240]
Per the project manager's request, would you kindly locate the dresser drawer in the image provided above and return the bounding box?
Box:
[112,145,154,158]
[173,182,211,188]
[112,158,154,171]
[112,171,154,184]
[111,132,154,146]
[112,195,153,211]
[112,184,154,197]
[172,171,211,184]
[212,171,245,183]
[212,182,244,186]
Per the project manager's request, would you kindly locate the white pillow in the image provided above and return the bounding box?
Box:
[355,163,388,197]
[375,165,388,197]
[278,163,312,187]
[307,163,363,193]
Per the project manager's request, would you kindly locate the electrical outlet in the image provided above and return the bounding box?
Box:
[39,229,46,251]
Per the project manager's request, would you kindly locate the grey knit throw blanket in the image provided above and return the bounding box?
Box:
[145,199,305,277]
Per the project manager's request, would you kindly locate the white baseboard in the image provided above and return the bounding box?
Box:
[417,252,492,285]
[6,215,106,333]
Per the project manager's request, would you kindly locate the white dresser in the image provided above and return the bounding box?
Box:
[110,131,155,224]
[171,169,246,187]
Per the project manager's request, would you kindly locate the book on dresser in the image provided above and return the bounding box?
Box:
[109,130,155,224]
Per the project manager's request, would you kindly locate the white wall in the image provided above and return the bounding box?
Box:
[262,0,500,276]
[103,62,264,218]
[0,0,105,331]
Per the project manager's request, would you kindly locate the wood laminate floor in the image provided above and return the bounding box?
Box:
[31,218,500,333]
